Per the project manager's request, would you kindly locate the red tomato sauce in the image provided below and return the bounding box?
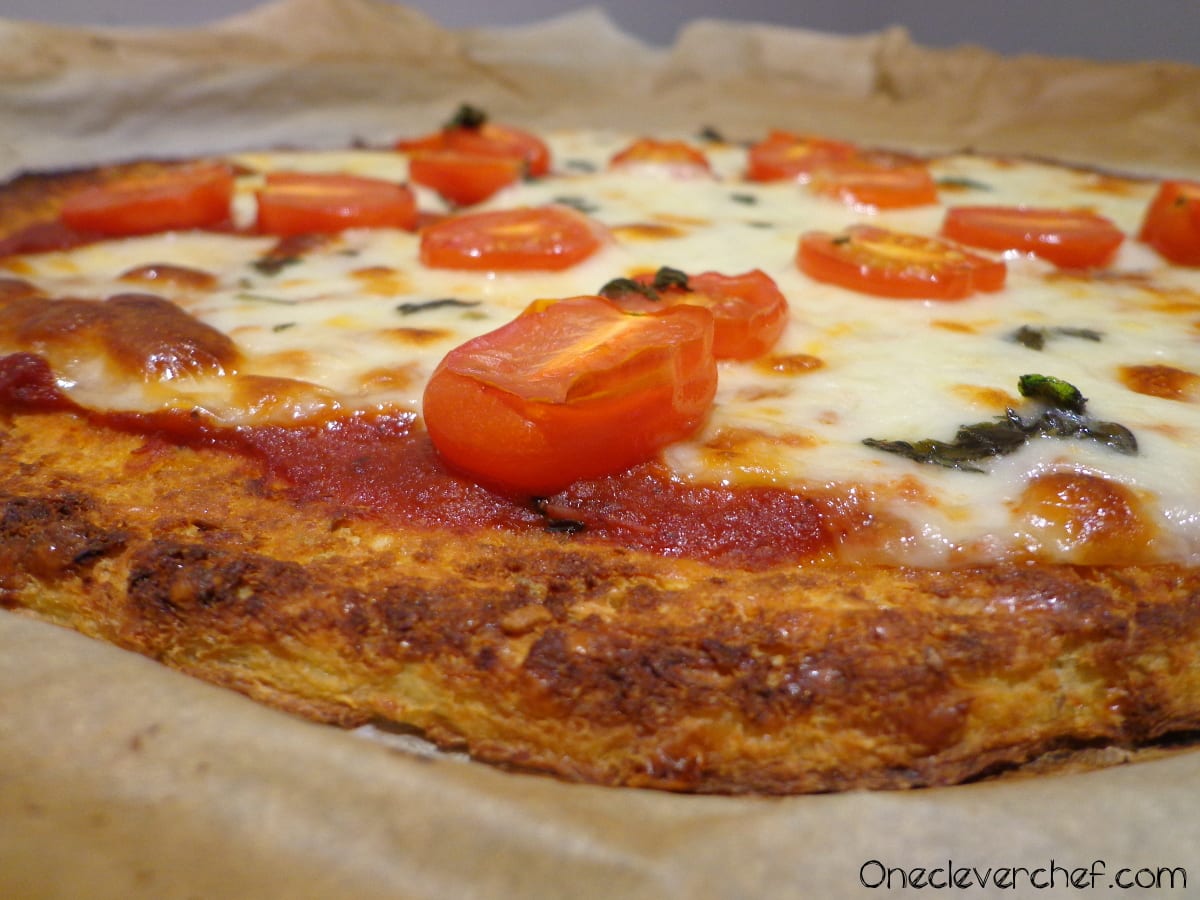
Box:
[0,352,839,567]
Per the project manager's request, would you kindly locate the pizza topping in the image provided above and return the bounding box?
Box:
[255,172,419,235]
[745,131,858,182]
[1138,179,1200,266]
[418,205,606,271]
[808,160,939,210]
[397,104,551,191]
[408,152,524,207]
[395,297,482,317]
[1009,324,1104,351]
[797,225,1007,299]
[118,263,219,291]
[863,375,1137,471]
[600,267,788,359]
[422,295,717,495]
[941,206,1125,268]
[59,163,235,236]
[608,139,712,176]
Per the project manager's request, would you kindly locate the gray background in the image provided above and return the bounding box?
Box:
[3,1,1198,65]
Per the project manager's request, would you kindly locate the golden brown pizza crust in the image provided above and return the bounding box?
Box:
[3,409,1200,794]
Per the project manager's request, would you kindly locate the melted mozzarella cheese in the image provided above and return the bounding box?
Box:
[4,137,1199,566]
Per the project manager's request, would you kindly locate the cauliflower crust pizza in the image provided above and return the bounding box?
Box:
[1,108,1199,793]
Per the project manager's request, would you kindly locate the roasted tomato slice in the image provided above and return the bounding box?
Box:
[419,205,605,271]
[745,130,859,182]
[1138,180,1200,266]
[798,225,1007,299]
[608,139,712,176]
[396,105,551,178]
[423,295,717,495]
[809,160,938,210]
[942,205,1125,268]
[255,172,418,235]
[408,151,524,206]
[60,163,234,236]
[603,268,788,360]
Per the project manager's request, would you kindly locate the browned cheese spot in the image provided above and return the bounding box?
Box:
[1013,471,1157,565]
[0,292,240,380]
[1118,364,1200,402]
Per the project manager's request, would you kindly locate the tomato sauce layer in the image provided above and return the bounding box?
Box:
[0,352,838,568]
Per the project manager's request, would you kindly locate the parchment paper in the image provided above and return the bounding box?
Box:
[2,2,1199,896]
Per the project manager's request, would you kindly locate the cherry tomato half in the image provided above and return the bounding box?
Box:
[942,205,1125,268]
[605,269,788,360]
[1138,180,1200,266]
[423,295,717,495]
[60,163,234,236]
[809,160,939,210]
[608,139,712,176]
[419,205,606,271]
[255,172,418,236]
[408,151,524,207]
[397,109,551,178]
[745,131,859,182]
[797,225,1007,300]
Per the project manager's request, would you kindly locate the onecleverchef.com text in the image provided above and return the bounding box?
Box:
[859,858,1187,891]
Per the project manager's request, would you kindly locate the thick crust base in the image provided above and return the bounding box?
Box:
[3,410,1200,793]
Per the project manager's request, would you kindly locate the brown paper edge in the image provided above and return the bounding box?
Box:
[2,2,1199,896]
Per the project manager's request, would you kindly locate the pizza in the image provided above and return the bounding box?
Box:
[1,105,1198,794]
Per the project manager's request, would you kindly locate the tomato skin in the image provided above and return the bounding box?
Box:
[609,139,712,176]
[942,205,1125,268]
[408,152,523,206]
[419,205,605,272]
[745,131,859,182]
[60,163,234,236]
[608,269,788,360]
[1138,180,1200,266]
[797,225,1007,299]
[255,172,418,236]
[809,160,938,210]
[422,296,717,495]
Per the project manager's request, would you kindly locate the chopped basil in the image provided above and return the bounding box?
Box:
[553,195,600,214]
[562,159,598,173]
[271,321,297,332]
[252,255,301,277]
[447,103,487,130]
[935,176,993,191]
[863,375,1137,471]
[1010,325,1104,351]
[1017,373,1086,414]
[651,266,690,292]
[599,277,657,302]
[730,192,759,205]
[395,298,481,316]
[698,125,726,143]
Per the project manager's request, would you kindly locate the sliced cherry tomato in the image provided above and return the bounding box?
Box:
[408,151,523,206]
[422,295,717,495]
[608,139,712,176]
[809,160,938,210]
[745,130,859,182]
[419,205,605,271]
[255,172,418,236]
[942,205,1125,268]
[797,225,1007,300]
[60,163,234,236]
[604,268,788,360]
[1138,180,1200,266]
[396,106,551,178]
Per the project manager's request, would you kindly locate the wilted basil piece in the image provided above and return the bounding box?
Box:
[1010,325,1104,351]
[1018,374,1086,414]
[599,277,658,302]
[863,376,1137,471]
[396,298,481,316]
[651,266,690,292]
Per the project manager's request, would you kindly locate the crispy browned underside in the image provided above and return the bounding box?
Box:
[3,410,1200,794]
